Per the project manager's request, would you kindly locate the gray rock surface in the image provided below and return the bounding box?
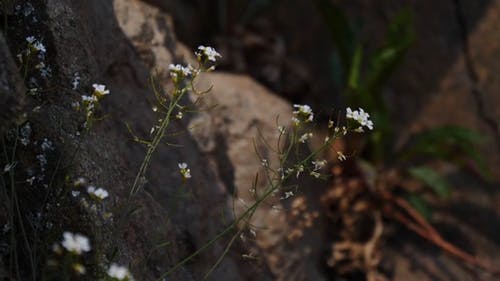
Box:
[0,33,25,135]
[0,0,282,280]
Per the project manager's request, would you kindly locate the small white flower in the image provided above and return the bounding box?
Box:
[72,191,81,197]
[312,160,327,171]
[3,163,16,173]
[176,111,183,120]
[25,37,46,53]
[92,84,110,97]
[40,65,52,78]
[71,101,80,110]
[28,88,38,95]
[61,232,91,255]
[73,263,86,275]
[310,171,321,178]
[73,177,86,186]
[337,151,347,162]
[168,64,192,77]
[261,159,269,167]
[354,127,364,133]
[72,73,81,90]
[22,3,34,17]
[328,120,334,128]
[196,46,221,62]
[37,154,47,170]
[296,165,304,178]
[178,162,191,179]
[292,104,314,125]
[335,126,348,135]
[26,36,36,44]
[281,191,294,200]
[41,138,53,151]
[299,132,313,143]
[87,186,109,200]
[35,62,45,69]
[276,167,285,180]
[51,243,62,254]
[26,176,36,185]
[107,263,133,280]
[278,126,286,135]
[346,107,374,131]
[81,95,97,102]
[20,123,31,146]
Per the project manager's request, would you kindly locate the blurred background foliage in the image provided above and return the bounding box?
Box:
[313,0,489,210]
[167,0,491,212]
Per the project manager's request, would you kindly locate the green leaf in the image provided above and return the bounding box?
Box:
[365,8,415,94]
[348,44,363,91]
[408,166,451,198]
[407,194,432,221]
[401,126,489,176]
[313,0,356,75]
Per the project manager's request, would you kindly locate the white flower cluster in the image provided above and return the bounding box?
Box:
[87,186,109,200]
[168,64,192,78]
[178,162,191,180]
[346,107,374,132]
[168,46,220,83]
[35,61,52,78]
[20,122,32,146]
[281,191,294,200]
[80,84,110,127]
[299,132,313,143]
[17,36,51,80]
[41,138,54,151]
[92,83,110,98]
[72,72,81,90]
[108,264,134,280]
[26,36,46,54]
[196,46,221,62]
[292,104,314,125]
[37,154,47,172]
[312,160,327,171]
[60,232,91,255]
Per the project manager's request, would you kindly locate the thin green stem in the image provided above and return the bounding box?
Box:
[129,92,184,196]
[157,126,343,279]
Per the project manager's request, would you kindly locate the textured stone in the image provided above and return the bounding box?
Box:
[0,33,25,135]
[0,0,270,280]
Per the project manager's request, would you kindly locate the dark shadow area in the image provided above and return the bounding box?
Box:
[143,0,493,127]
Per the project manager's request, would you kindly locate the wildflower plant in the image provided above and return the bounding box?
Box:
[79,84,111,129]
[157,100,374,279]
[17,36,50,82]
[312,2,495,276]
[117,43,375,279]
[107,263,134,281]
[129,46,219,196]
[48,232,91,277]
[316,0,488,203]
